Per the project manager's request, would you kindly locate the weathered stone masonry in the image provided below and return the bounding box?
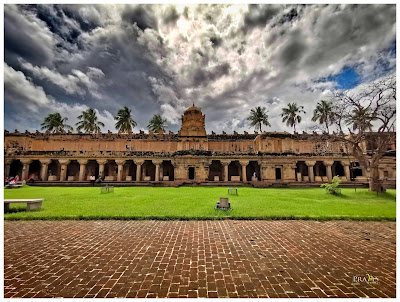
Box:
[4,106,396,186]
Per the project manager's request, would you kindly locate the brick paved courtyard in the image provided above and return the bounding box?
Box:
[4,220,396,298]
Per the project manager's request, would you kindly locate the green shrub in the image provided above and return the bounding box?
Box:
[321,176,342,195]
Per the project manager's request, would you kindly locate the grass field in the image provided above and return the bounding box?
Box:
[3,186,396,220]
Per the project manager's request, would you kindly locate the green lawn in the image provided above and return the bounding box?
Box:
[4,186,396,221]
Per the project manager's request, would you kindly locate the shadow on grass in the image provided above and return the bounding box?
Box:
[4,208,29,214]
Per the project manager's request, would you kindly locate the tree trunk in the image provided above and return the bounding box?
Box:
[368,166,384,192]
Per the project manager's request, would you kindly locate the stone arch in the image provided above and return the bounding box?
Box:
[208,160,223,181]
[86,160,99,180]
[332,161,345,177]
[28,160,41,181]
[123,160,137,181]
[9,160,23,178]
[142,160,156,181]
[67,160,80,181]
[48,160,61,180]
[228,160,241,181]
[296,161,308,181]
[105,160,117,180]
[246,161,261,181]
[350,162,363,178]
[161,160,174,181]
[314,161,326,177]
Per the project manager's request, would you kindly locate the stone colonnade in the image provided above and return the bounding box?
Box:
[5,158,393,183]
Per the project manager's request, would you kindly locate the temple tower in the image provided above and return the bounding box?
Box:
[178,105,206,137]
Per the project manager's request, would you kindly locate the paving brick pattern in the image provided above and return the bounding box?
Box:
[4,220,396,298]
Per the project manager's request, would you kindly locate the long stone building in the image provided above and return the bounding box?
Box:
[4,105,396,187]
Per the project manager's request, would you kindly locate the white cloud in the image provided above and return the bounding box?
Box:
[19,59,105,99]
[4,63,114,132]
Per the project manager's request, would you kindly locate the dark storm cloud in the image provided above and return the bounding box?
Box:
[121,5,157,31]
[244,4,282,28]
[162,5,179,25]
[280,30,308,66]
[4,5,56,66]
[192,63,230,87]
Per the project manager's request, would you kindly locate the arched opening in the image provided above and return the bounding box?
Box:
[246,161,261,181]
[9,160,23,178]
[104,160,117,180]
[161,160,174,181]
[86,160,99,180]
[142,160,156,181]
[123,160,137,181]
[28,160,41,181]
[67,160,80,181]
[208,160,223,181]
[48,160,61,180]
[296,161,308,181]
[350,162,363,178]
[228,160,241,181]
[332,161,345,177]
[314,161,326,177]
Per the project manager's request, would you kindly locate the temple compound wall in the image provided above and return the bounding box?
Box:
[4,106,396,187]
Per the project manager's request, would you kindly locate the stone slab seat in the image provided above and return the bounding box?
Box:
[215,197,231,210]
[4,199,44,212]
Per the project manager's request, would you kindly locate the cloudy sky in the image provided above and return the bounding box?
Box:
[4,4,396,134]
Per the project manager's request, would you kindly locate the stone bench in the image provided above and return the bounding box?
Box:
[214,176,219,181]
[163,176,170,181]
[231,176,241,182]
[67,176,76,181]
[4,199,44,212]
[48,175,58,181]
[228,188,238,195]
[215,197,231,210]
[104,176,115,181]
[144,176,151,181]
[100,186,114,194]
[126,176,133,181]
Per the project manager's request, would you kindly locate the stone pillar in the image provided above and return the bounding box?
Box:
[305,161,316,182]
[59,159,70,181]
[97,159,107,178]
[78,159,88,181]
[116,160,126,181]
[222,161,230,182]
[20,159,32,180]
[5,159,12,177]
[240,160,249,182]
[342,162,351,181]
[135,160,144,182]
[40,159,52,181]
[323,161,333,182]
[153,160,163,182]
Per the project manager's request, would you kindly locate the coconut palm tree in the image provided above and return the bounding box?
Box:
[247,106,271,132]
[41,112,73,133]
[280,103,306,132]
[114,106,137,133]
[148,114,167,133]
[76,108,104,133]
[347,106,375,133]
[311,100,337,133]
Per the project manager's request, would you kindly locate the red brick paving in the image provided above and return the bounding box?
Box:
[4,220,396,298]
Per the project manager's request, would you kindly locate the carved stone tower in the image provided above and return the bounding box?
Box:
[178,105,207,137]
